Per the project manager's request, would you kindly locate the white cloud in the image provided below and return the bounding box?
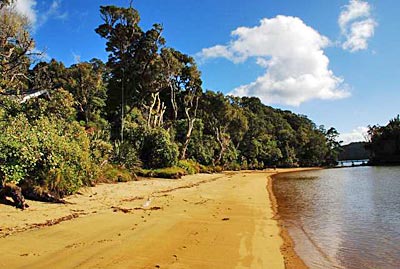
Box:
[197,15,350,106]
[199,45,235,62]
[338,0,370,29]
[339,126,368,145]
[12,0,37,25]
[10,0,67,29]
[38,0,68,28]
[339,0,377,52]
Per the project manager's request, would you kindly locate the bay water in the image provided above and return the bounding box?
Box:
[273,167,400,269]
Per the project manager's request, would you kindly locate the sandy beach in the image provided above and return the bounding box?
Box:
[0,169,312,269]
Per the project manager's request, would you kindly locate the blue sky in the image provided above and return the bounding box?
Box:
[12,0,400,144]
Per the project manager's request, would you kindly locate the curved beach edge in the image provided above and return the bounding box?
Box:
[267,168,322,269]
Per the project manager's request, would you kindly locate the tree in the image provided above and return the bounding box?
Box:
[323,126,342,165]
[161,48,203,159]
[30,59,68,90]
[367,115,400,164]
[199,91,247,165]
[0,6,34,94]
[95,5,142,140]
[67,59,108,127]
[95,5,166,140]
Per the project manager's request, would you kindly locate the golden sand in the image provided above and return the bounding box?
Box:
[0,169,313,269]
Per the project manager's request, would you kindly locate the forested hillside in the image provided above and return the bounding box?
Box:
[338,142,369,161]
[0,2,340,206]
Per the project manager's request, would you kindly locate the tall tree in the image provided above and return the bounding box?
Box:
[95,5,166,140]
[0,6,34,94]
[323,126,342,165]
[161,48,203,159]
[95,5,142,141]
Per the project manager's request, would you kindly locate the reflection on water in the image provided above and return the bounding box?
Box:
[273,167,400,269]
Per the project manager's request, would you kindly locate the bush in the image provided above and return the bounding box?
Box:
[140,128,179,169]
[136,167,186,179]
[0,114,95,196]
[177,159,200,175]
[199,165,223,173]
[89,129,114,166]
[225,162,241,171]
[240,158,249,170]
[98,164,134,183]
[113,140,141,169]
[213,166,223,173]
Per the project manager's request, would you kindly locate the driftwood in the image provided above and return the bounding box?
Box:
[0,180,68,209]
[19,180,67,204]
[0,183,29,209]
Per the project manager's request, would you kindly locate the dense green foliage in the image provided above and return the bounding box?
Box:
[367,115,400,164]
[0,3,340,199]
[0,114,94,196]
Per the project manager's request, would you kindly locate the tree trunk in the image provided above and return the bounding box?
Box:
[169,80,178,121]
[180,96,199,160]
[180,118,195,160]
[146,92,166,129]
[214,127,227,165]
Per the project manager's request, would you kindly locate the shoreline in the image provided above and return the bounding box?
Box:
[268,168,322,269]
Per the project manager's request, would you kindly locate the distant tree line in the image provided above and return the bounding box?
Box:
[0,3,340,206]
[367,115,400,165]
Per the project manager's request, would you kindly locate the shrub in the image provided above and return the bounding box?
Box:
[226,162,241,171]
[177,159,200,175]
[0,114,95,196]
[198,165,224,174]
[113,140,141,169]
[89,129,114,166]
[140,128,179,169]
[98,164,134,183]
[240,158,249,170]
[213,166,223,173]
[136,167,186,179]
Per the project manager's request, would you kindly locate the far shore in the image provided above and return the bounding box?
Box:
[0,168,316,269]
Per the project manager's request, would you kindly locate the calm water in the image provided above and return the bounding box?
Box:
[273,167,400,269]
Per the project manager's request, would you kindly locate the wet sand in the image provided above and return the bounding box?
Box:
[0,169,312,269]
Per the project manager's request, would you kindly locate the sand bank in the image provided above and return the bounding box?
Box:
[0,169,311,269]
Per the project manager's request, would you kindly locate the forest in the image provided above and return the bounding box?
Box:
[0,2,341,208]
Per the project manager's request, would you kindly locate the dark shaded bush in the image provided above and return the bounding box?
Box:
[140,128,179,169]
[113,140,141,169]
